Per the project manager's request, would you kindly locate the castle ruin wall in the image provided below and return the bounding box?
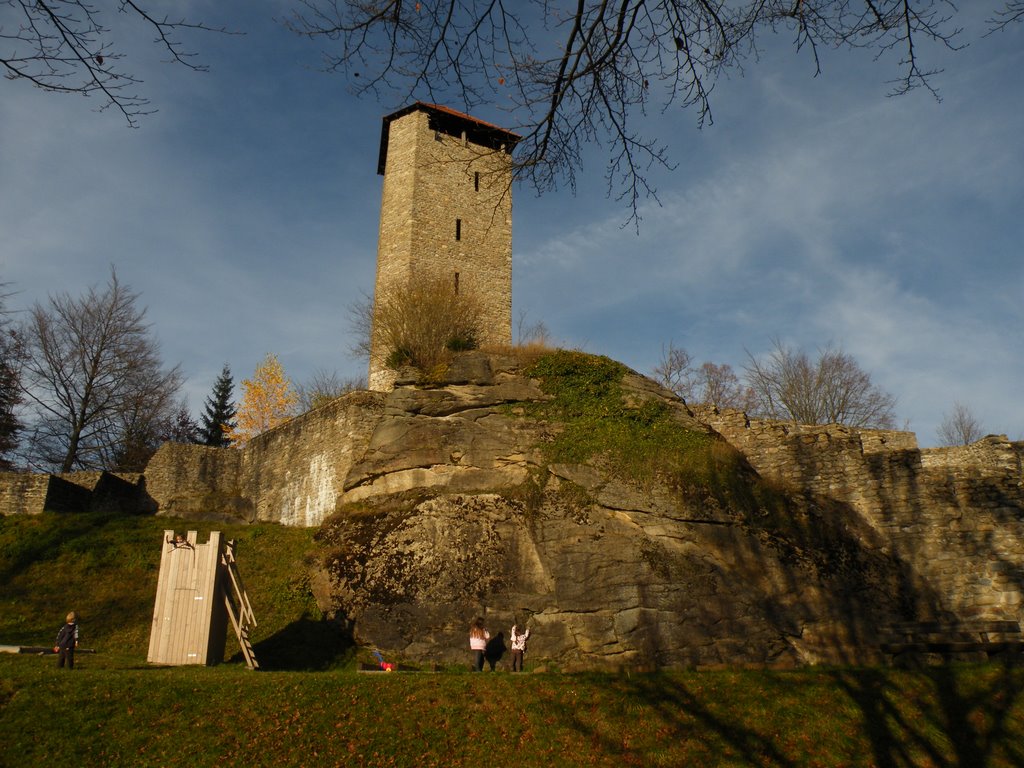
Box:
[705,409,1024,621]
[238,390,386,526]
[0,471,51,515]
[143,443,246,519]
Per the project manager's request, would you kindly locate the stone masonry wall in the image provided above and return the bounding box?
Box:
[370,107,514,390]
[704,408,1024,621]
[143,443,245,520]
[0,471,145,516]
[238,389,386,526]
[0,472,51,515]
[142,390,386,526]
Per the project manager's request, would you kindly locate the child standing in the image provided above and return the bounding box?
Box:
[510,620,530,672]
[469,617,490,672]
[54,611,79,670]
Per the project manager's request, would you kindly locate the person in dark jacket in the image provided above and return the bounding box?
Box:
[54,611,79,670]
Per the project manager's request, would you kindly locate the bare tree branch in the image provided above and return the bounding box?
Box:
[287,1,985,223]
[18,268,182,472]
[1,0,235,126]
[651,340,695,401]
[987,1,1024,34]
[743,337,897,428]
[936,401,985,446]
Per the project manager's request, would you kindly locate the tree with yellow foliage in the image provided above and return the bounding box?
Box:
[225,353,298,446]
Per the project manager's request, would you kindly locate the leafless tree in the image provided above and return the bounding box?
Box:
[651,344,755,414]
[296,368,367,411]
[287,1,1020,222]
[936,401,985,446]
[695,361,756,412]
[108,396,196,472]
[651,341,695,400]
[1,0,231,126]
[516,310,551,347]
[19,268,182,472]
[743,338,896,428]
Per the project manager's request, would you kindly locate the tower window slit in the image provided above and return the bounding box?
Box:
[455,218,462,240]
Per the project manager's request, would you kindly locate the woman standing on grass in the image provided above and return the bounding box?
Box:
[469,617,490,671]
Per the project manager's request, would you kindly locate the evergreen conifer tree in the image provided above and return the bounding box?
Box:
[200,364,237,447]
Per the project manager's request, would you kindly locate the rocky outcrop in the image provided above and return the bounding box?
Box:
[308,352,918,670]
[66,349,1022,670]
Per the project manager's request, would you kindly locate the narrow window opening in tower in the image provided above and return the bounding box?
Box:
[455,218,462,241]
[454,272,460,295]
[474,172,480,192]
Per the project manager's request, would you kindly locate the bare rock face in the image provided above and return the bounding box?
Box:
[310,352,912,670]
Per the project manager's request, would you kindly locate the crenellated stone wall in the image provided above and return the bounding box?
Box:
[703,408,1024,621]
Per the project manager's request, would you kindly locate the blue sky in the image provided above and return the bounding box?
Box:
[2,3,1021,447]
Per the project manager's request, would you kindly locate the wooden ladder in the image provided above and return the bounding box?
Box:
[222,540,259,670]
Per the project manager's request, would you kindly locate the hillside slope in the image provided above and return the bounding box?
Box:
[0,511,342,670]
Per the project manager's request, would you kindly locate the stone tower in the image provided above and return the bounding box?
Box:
[369,102,520,391]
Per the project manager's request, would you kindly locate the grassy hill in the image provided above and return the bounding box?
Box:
[2,510,1024,766]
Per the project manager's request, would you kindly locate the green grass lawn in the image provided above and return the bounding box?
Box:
[2,511,1024,767]
[3,657,1024,767]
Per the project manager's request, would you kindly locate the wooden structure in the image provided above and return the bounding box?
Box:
[147,530,259,669]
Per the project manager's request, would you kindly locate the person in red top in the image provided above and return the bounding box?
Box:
[469,617,490,671]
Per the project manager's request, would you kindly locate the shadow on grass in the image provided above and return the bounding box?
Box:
[832,660,1024,768]
[0,510,115,583]
[245,616,353,671]
[539,662,1024,767]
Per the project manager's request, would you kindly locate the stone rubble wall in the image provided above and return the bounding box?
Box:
[139,390,387,526]
[0,470,145,516]
[142,443,245,520]
[704,408,1024,621]
[370,107,514,391]
[0,471,51,515]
